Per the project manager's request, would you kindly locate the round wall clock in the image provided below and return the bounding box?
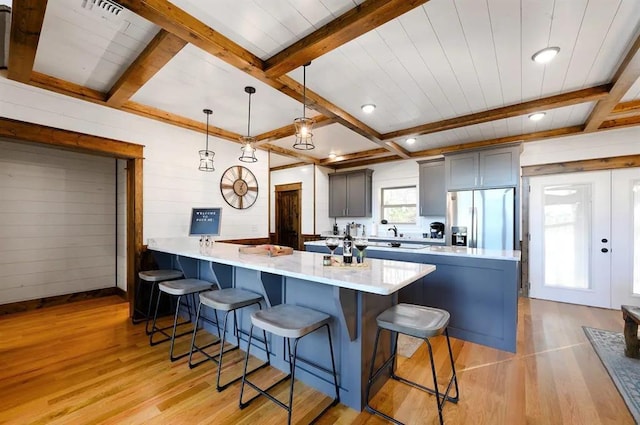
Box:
[220,165,258,209]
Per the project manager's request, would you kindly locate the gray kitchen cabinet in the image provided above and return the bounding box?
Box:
[445,145,520,190]
[328,169,373,217]
[418,159,445,216]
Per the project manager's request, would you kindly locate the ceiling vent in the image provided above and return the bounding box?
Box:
[0,5,9,70]
[81,0,123,17]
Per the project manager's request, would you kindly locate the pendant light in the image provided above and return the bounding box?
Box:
[198,108,215,172]
[239,86,258,163]
[293,62,315,150]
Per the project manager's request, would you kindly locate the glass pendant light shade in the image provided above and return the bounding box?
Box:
[293,62,315,150]
[199,108,215,172]
[239,86,258,163]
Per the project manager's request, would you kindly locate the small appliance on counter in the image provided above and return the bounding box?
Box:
[429,222,445,239]
[451,226,468,246]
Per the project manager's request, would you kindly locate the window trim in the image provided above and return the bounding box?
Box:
[380,185,417,224]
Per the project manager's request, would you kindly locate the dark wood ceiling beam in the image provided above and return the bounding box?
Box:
[522,154,640,177]
[107,30,187,107]
[598,114,640,130]
[115,1,384,146]
[584,32,640,132]
[270,162,309,172]
[0,116,143,159]
[408,126,584,158]
[382,85,610,140]
[7,0,48,83]
[318,148,389,166]
[611,99,640,114]
[263,143,320,164]
[264,0,430,77]
[384,140,411,159]
[30,72,243,142]
[332,154,404,170]
[254,115,333,146]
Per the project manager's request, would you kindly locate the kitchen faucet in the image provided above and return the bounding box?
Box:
[388,225,398,237]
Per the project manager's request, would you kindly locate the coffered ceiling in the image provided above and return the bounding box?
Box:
[6,0,640,170]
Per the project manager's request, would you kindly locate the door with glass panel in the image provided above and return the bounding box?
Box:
[529,171,611,308]
[611,168,640,308]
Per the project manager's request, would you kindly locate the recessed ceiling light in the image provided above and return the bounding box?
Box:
[406,138,416,144]
[528,112,546,121]
[328,152,336,159]
[532,47,560,63]
[361,104,376,114]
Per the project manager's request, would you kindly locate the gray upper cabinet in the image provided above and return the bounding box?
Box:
[445,145,520,191]
[329,169,373,217]
[418,159,445,216]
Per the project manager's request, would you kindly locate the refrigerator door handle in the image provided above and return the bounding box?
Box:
[473,206,478,248]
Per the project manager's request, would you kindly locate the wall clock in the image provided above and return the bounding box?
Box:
[220,165,258,209]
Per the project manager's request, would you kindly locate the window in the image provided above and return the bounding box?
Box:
[381,186,417,224]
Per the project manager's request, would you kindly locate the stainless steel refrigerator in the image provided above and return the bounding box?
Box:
[446,188,515,250]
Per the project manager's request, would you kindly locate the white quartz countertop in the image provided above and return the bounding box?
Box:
[147,238,435,296]
[305,240,521,261]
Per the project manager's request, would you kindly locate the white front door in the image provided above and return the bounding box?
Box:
[529,171,612,308]
[611,168,640,308]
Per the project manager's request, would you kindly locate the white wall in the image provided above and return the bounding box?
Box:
[0,140,116,303]
[116,159,127,291]
[0,74,270,302]
[0,74,270,243]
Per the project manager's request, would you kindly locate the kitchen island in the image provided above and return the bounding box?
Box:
[306,240,521,352]
[146,238,435,411]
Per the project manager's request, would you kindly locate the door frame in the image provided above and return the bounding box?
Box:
[0,116,144,318]
[275,182,302,250]
[521,153,640,297]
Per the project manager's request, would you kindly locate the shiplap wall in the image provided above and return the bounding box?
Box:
[0,74,269,303]
[270,164,315,234]
[0,140,116,303]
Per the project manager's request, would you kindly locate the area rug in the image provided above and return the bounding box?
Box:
[583,326,640,424]
[397,334,423,358]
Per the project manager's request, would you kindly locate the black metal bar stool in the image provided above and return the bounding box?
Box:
[365,303,459,425]
[149,278,212,361]
[134,269,183,334]
[188,287,269,391]
[239,304,340,425]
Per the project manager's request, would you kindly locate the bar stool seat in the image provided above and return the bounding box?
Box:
[188,288,269,391]
[149,278,212,361]
[239,304,340,425]
[134,269,183,334]
[365,303,459,425]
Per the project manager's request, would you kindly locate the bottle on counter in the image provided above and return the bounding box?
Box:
[343,225,353,264]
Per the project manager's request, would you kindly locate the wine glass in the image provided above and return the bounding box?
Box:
[325,237,339,259]
[354,238,368,264]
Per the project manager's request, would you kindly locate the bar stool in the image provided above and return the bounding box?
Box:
[149,278,212,361]
[365,303,459,425]
[188,287,269,391]
[134,269,183,334]
[239,304,340,425]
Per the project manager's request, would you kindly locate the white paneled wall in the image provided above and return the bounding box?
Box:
[0,75,270,245]
[0,140,116,303]
[0,74,269,303]
[116,159,127,291]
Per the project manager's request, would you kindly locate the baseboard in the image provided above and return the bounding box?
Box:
[0,287,127,316]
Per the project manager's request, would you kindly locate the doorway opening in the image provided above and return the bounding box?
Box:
[275,183,302,250]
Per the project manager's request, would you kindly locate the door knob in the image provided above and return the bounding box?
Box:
[601,238,608,243]
[601,248,609,253]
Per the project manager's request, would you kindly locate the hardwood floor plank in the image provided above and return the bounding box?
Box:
[0,296,635,424]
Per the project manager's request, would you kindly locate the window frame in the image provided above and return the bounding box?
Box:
[380,185,418,224]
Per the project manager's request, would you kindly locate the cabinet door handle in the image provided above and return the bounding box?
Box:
[480,176,483,186]
[474,176,477,186]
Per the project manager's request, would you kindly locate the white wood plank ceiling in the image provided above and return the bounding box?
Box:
[11,0,640,168]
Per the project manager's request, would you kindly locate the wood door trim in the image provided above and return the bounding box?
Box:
[275,182,302,192]
[1,117,143,317]
[522,154,640,177]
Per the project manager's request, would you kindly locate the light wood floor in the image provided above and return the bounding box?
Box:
[0,295,633,425]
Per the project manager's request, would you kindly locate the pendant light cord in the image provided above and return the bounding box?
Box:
[205,112,210,151]
[247,91,252,137]
[302,64,306,119]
